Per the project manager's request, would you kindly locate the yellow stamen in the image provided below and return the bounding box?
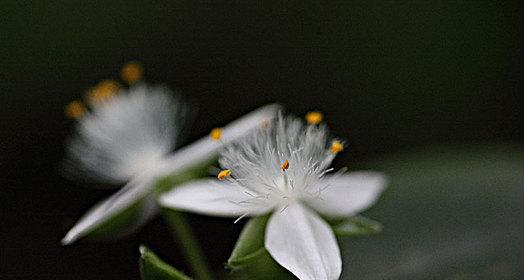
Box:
[86,80,120,106]
[121,61,143,85]
[65,100,87,119]
[217,169,231,180]
[281,159,289,171]
[330,140,344,154]
[210,128,222,141]
[305,111,323,125]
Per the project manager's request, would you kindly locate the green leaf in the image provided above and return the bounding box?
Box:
[139,246,192,280]
[333,215,383,237]
[227,215,269,269]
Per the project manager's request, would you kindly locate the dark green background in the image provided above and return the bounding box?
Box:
[1,1,523,279]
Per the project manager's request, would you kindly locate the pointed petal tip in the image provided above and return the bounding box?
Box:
[247,103,284,123]
[368,171,390,194]
[60,232,76,246]
[139,245,147,255]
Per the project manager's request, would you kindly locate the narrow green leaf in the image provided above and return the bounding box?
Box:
[227,215,269,269]
[333,215,383,237]
[139,246,192,280]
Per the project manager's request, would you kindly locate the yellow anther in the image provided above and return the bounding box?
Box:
[65,100,87,119]
[86,80,120,106]
[210,128,222,141]
[121,61,143,85]
[217,169,231,180]
[330,140,344,154]
[305,111,323,125]
[281,160,290,171]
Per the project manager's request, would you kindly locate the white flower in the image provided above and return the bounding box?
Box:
[160,115,387,280]
[61,84,281,245]
[64,84,183,184]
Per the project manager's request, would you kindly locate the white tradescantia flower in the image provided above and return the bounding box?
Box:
[160,114,387,280]
[64,83,183,184]
[61,83,280,245]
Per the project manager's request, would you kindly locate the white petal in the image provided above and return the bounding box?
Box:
[154,104,281,178]
[159,179,273,217]
[265,203,342,280]
[306,171,387,218]
[61,175,157,245]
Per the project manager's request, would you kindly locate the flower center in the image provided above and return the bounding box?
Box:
[124,149,165,176]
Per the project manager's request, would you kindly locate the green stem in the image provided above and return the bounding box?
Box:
[163,210,215,280]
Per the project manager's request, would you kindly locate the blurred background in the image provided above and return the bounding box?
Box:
[1,1,523,279]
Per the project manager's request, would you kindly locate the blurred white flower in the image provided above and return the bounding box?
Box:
[64,84,183,184]
[61,84,280,245]
[160,115,387,280]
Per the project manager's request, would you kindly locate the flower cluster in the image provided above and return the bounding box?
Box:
[62,63,387,280]
[61,63,280,245]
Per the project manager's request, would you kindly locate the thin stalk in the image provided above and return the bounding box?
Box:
[163,210,215,280]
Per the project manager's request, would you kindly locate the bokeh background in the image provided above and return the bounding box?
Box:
[2,1,523,279]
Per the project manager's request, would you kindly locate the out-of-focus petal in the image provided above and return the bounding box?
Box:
[154,104,281,178]
[61,175,156,245]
